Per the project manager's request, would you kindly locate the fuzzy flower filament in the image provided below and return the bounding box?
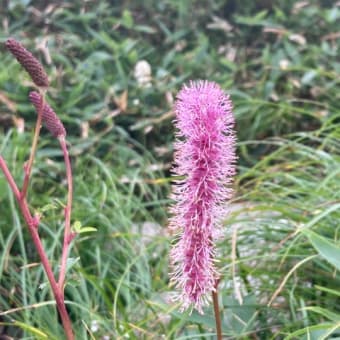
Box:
[170,81,236,313]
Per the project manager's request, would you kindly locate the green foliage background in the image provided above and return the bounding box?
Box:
[0,0,339,339]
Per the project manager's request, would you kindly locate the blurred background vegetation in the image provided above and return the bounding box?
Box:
[0,0,339,339]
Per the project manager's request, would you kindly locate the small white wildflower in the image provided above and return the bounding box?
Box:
[279,59,290,70]
[134,60,152,87]
[289,34,306,45]
[90,320,99,333]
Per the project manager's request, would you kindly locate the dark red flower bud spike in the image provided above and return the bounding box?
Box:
[29,91,66,138]
[5,38,49,88]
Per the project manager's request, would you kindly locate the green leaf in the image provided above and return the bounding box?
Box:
[0,321,49,338]
[134,25,157,33]
[301,70,317,85]
[299,203,340,231]
[223,294,258,335]
[65,276,81,288]
[39,203,57,213]
[53,198,66,208]
[66,257,80,272]
[71,220,97,234]
[284,322,340,340]
[122,9,134,28]
[179,310,215,329]
[303,306,340,322]
[234,10,272,26]
[303,230,340,270]
[78,226,97,234]
[315,285,340,297]
[72,220,82,232]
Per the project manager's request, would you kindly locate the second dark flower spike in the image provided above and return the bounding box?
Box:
[29,91,66,138]
[5,38,49,88]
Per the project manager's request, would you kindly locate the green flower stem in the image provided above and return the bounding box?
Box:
[21,89,45,199]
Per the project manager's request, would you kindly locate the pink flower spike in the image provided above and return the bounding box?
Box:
[169,80,236,314]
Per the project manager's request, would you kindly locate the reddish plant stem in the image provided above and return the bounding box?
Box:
[212,280,223,340]
[58,136,73,289]
[21,90,45,199]
[0,156,75,340]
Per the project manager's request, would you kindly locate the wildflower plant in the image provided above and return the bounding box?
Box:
[0,38,75,339]
[169,81,236,335]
